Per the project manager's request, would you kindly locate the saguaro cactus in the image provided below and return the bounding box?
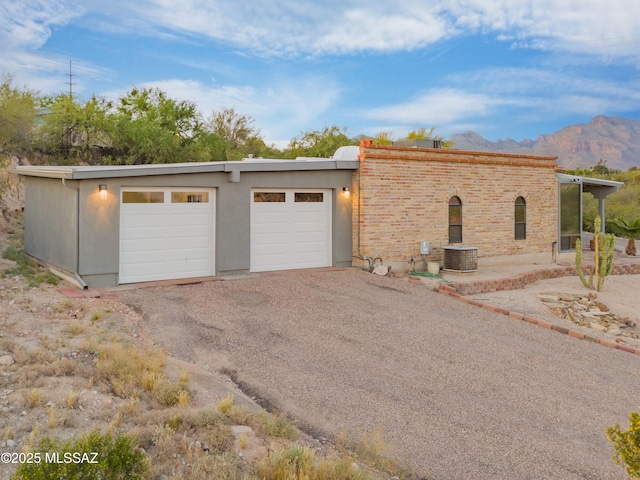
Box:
[575,215,616,291]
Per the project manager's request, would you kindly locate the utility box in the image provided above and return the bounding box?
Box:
[443,246,478,272]
[420,241,430,255]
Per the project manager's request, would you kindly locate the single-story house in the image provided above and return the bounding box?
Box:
[14,141,622,287]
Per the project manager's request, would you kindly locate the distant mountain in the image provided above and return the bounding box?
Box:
[449,116,640,171]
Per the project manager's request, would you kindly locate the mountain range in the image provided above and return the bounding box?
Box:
[449,116,640,171]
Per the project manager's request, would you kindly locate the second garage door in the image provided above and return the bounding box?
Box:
[250,189,332,272]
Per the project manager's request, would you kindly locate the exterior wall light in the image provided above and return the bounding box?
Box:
[342,187,350,198]
[99,184,108,200]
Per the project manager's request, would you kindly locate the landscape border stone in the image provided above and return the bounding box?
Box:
[435,267,640,356]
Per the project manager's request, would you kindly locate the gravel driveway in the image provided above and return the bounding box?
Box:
[119,268,639,479]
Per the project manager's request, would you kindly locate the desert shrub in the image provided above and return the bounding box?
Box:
[217,393,234,414]
[189,452,244,480]
[254,445,315,480]
[608,411,640,478]
[205,423,234,454]
[187,408,226,428]
[153,378,190,407]
[258,412,298,440]
[11,429,149,480]
[95,342,165,399]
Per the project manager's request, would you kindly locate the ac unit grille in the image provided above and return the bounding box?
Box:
[443,246,478,272]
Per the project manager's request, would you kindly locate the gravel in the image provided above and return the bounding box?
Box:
[118,268,640,479]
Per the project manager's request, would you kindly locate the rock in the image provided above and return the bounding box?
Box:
[538,294,560,302]
[589,322,607,332]
[6,439,15,447]
[607,328,622,335]
[0,355,14,366]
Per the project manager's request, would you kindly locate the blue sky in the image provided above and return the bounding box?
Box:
[3,0,640,148]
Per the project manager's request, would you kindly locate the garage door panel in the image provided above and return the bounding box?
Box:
[120,188,215,284]
[251,189,331,272]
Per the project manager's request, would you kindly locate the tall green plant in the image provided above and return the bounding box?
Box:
[576,215,615,291]
[614,216,640,256]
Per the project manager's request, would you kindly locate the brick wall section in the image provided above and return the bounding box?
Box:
[447,261,640,296]
[354,143,559,266]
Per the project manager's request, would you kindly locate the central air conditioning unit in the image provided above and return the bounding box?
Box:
[443,246,478,273]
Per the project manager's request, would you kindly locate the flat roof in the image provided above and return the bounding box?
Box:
[13,157,360,180]
[556,173,624,189]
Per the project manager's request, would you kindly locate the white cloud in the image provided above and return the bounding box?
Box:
[364,88,495,125]
[85,0,640,59]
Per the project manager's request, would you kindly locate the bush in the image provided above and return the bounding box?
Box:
[1,246,58,287]
[11,429,149,479]
[607,411,640,478]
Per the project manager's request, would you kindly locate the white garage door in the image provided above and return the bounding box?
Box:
[119,188,215,284]
[251,189,332,272]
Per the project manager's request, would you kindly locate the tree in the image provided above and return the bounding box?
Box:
[206,107,265,160]
[0,74,37,153]
[36,94,112,163]
[109,87,204,164]
[284,125,355,158]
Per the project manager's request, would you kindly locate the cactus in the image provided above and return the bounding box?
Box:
[576,215,615,291]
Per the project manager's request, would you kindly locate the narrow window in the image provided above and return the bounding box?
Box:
[253,192,285,202]
[122,191,164,203]
[171,192,209,203]
[449,196,462,244]
[294,192,324,202]
[515,196,526,240]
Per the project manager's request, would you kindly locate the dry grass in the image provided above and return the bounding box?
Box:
[65,390,80,409]
[22,388,43,409]
[95,341,166,399]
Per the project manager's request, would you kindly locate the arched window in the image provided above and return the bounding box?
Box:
[515,196,526,240]
[448,196,462,244]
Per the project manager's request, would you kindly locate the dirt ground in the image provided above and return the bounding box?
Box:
[118,266,640,480]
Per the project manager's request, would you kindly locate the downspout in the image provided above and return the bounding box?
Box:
[61,178,89,289]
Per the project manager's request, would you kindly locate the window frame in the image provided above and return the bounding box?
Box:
[515,196,526,240]
[448,196,462,244]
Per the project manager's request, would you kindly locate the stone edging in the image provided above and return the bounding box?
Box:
[436,283,640,356]
[446,262,640,296]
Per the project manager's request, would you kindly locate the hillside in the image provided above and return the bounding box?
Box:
[450,116,640,171]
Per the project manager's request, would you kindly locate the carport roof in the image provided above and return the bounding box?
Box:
[13,157,359,180]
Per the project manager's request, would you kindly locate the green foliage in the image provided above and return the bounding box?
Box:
[0,74,37,153]
[575,216,615,291]
[206,107,270,160]
[607,411,640,479]
[36,94,113,164]
[285,125,356,158]
[108,87,204,164]
[1,246,58,287]
[406,127,453,147]
[11,429,149,480]
[613,216,640,256]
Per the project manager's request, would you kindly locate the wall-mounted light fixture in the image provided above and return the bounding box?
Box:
[99,184,108,200]
[342,187,350,198]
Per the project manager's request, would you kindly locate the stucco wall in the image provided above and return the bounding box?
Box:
[353,144,559,270]
[24,176,78,272]
[40,168,354,287]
